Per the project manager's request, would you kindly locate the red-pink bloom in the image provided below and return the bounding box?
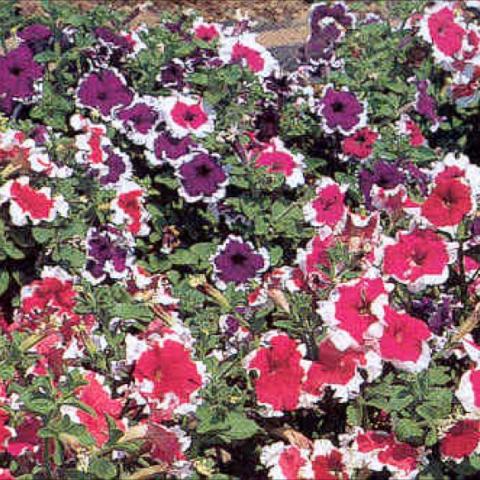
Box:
[261,442,311,480]
[0,469,14,480]
[254,138,305,187]
[350,429,421,479]
[342,127,378,159]
[440,419,480,461]
[382,228,455,292]
[296,234,333,288]
[64,372,124,447]
[192,19,221,42]
[318,276,390,350]
[456,367,480,413]
[398,115,426,147]
[162,95,214,138]
[304,178,347,233]
[377,306,432,372]
[421,177,474,230]
[7,415,41,457]
[144,422,191,473]
[244,331,308,415]
[0,176,68,226]
[310,440,348,480]
[303,338,381,402]
[133,337,206,418]
[219,33,277,77]
[420,4,466,59]
[111,181,150,236]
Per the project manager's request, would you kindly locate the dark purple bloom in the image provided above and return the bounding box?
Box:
[415,80,440,126]
[212,236,268,287]
[411,296,455,335]
[177,152,227,202]
[76,69,133,118]
[360,161,405,210]
[115,100,159,144]
[255,107,280,142]
[18,24,53,54]
[148,131,195,165]
[159,61,185,89]
[31,125,49,146]
[472,217,480,237]
[0,45,43,112]
[95,27,133,54]
[98,147,130,186]
[84,225,134,284]
[319,87,365,134]
[309,2,354,37]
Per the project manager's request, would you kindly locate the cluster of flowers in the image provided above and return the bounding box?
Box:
[2,0,480,478]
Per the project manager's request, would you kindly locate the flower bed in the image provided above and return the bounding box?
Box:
[1,0,480,478]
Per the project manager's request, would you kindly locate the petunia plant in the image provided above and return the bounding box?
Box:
[2,0,480,478]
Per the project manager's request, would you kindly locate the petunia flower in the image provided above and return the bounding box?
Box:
[261,442,312,480]
[211,235,269,290]
[341,127,378,160]
[302,337,382,403]
[112,96,161,145]
[375,306,432,372]
[192,18,223,43]
[304,177,347,234]
[317,85,367,135]
[347,428,422,480]
[244,331,309,416]
[456,367,480,414]
[83,225,135,285]
[253,137,305,188]
[309,439,349,480]
[440,419,480,462]
[76,68,134,119]
[381,228,457,292]
[317,275,391,350]
[0,45,43,113]
[175,151,228,203]
[419,2,466,63]
[421,177,475,233]
[219,33,278,77]
[161,94,215,138]
[0,176,68,226]
[110,180,150,236]
[146,131,196,166]
[131,335,207,420]
[62,371,125,447]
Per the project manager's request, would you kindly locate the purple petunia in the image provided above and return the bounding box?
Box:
[76,69,133,118]
[359,161,405,210]
[318,86,366,135]
[211,236,269,289]
[176,151,228,203]
[146,131,196,166]
[113,97,161,145]
[305,2,355,64]
[18,24,53,54]
[97,146,132,186]
[83,225,135,285]
[414,79,441,130]
[0,45,43,113]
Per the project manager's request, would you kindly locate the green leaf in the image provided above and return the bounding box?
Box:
[218,411,260,442]
[346,404,362,427]
[471,455,480,470]
[32,227,55,244]
[89,458,117,480]
[395,418,424,442]
[109,303,153,322]
[0,271,9,297]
